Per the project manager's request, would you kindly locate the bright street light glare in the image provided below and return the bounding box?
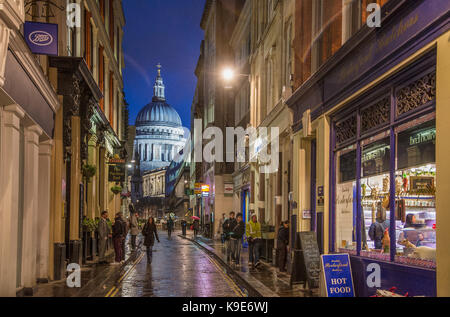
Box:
[222,68,234,81]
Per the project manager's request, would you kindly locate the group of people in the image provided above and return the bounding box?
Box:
[218,211,290,272]
[96,205,168,265]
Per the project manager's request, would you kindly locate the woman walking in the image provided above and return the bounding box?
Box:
[142,217,160,264]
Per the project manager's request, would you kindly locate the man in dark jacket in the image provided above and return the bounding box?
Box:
[222,211,237,262]
[230,213,245,266]
[112,212,125,264]
[277,221,290,272]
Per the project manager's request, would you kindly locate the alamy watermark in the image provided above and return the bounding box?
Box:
[66,263,81,288]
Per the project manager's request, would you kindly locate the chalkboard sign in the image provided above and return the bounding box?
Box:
[298,232,321,289]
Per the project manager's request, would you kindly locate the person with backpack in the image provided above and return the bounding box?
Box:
[112,212,125,264]
[369,207,390,250]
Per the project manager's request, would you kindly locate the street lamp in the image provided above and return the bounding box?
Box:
[222,68,235,82]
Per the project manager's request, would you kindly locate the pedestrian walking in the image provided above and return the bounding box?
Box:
[277,221,290,272]
[193,219,200,239]
[222,211,237,262]
[218,213,226,244]
[167,216,174,239]
[230,213,245,266]
[129,212,139,250]
[246,215,262,269]
[112,212,125,264]
[181,219,187,236]
[142,217,160,264]
[98,211,111,264]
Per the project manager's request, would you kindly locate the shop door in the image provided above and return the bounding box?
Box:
[311,139,324,254]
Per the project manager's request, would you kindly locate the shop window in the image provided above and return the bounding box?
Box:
[394,116,436,267]
[335,145,357,251]
[361,132,391,253]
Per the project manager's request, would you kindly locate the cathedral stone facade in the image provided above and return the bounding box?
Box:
[134,66,186,173]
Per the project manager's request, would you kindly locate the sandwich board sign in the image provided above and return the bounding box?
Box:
[320,254,355,297]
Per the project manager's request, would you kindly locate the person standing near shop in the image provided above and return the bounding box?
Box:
[129,212,139,251]
[246,214,262,269]
[230,213,245,266]
[277,221,290,273]
[223,211,237,263]
[112,212,125,264]
[120,212,129,261]
[142,217,160,264]
[368,208,390,250]
[193,219,200,239]
[218,213,226,244]
[98,211,111,264]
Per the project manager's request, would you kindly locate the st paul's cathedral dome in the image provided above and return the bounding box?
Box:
[134,65,186,173]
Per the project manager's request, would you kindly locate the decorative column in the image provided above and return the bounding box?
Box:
[50,105,66,281]
[0,20,11,87]
[69,115,82,265]
[21,125,43,293]
[0,104,24,297]
[436,32,450,297]
[36,140,53,283]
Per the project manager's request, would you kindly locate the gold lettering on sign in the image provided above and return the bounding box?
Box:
[338,13,420,83]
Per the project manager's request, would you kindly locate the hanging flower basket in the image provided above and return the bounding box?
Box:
[111,186,123,195]
[82,164,97,183]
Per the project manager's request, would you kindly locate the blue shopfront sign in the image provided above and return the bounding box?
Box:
[321,254,355,297]
[24,22,58,56]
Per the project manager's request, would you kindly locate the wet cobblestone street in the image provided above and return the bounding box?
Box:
[107,232,246,297]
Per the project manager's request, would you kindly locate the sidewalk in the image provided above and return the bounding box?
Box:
[29,236,143,297]
[180,232,317,297]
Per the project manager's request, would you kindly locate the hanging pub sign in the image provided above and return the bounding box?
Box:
[24,22,58,56]
[108,164,125,183]
[320,254,355,297]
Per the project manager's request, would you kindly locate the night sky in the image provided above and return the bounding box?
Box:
[122,0,206,129]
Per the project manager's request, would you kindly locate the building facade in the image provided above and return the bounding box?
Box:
[287,0,449,296]
[248,0,295,261]
[195,0,245,238]
[0,0,127,296]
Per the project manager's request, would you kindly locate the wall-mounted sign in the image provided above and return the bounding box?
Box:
[302,210,312,219]
[108,164,125,182]
[320,254,355,297]
[194,183,202,195]
[224,183,234,195]
[317,186,325,207]
[24,22,58,56]
[201,185,210,193]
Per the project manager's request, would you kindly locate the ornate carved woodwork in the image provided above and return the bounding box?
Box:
[396,72,436,117]
[335,115,357,144]
[361,97,390,133]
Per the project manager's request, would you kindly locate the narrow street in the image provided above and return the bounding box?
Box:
[102,232,247,298]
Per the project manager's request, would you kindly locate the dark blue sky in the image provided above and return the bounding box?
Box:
[123,0,206,129]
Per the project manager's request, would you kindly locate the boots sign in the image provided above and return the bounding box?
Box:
[24,22,58,56]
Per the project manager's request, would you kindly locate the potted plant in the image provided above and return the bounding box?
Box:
[82,218,97,233]
[82,164,97,183]
[111,185,123,195]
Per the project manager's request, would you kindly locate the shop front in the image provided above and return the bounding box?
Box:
[331,51,437,296]
[287,0,449,297]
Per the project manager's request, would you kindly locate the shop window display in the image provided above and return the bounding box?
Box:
[334,113,436,268]
[394,117,436,267]
[361,133,391,252]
